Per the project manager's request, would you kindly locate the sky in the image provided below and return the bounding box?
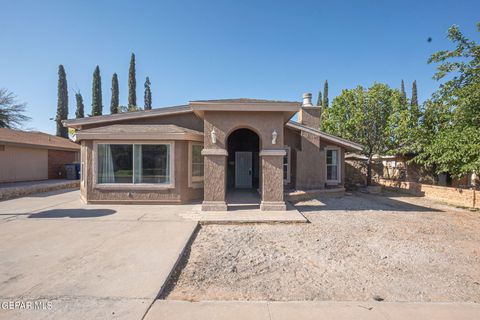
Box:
[1,0,479,134]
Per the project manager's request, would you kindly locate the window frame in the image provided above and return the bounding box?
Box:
[188,141,204,188]
[283,146,291,185]
[325,146,341,184]
[93,140,175,190]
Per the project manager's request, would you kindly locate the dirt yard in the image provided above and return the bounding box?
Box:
[163,192,480,302]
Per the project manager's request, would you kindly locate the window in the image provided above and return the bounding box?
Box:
[326,148,340,182]
[191,144,203,181]
[189,143,204,186]
[283,147,291,184]
[97,143,171,185]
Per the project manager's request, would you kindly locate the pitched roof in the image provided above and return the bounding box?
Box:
[63,105,191,129]
[0,128,79,151]
[190,98,299,104]
[286,121,363,151]
[75,124,203,141]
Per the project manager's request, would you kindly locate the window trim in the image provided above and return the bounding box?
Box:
[188,141,204,188]
[325,146,341,184]
[93,140,175,190]
[283,146,291,185]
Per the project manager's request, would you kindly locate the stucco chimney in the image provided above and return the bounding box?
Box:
[298,92,321,129]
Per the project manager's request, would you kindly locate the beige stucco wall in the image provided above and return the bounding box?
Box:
[81,139,202,204]
[0,145,48,182]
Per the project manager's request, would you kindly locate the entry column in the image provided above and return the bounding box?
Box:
[201,149,228,211]
[259,149,286,211]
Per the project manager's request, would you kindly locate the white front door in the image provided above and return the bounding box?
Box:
[235,152,252,188]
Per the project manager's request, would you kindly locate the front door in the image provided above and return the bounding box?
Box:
[235,152,252,188]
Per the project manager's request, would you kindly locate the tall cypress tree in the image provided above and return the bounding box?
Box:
[322,80,329,108]
[128,53,136,111]
[91,66,103,116]
[75,91,84,119]
[400,79,406,99]
[316,90,322,106]
[110,73,119,114]
[411,80,418,107]
[144,77,152,110]
[56,65,69,138]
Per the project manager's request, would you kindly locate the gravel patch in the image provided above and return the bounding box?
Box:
[163,192,480,302]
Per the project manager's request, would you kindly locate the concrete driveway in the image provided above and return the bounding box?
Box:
[0,189,198,320]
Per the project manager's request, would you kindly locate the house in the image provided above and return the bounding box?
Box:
[63,93,362,211]
[0,128,80,183]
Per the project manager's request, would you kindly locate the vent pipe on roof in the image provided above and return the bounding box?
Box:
[302,93,313,107]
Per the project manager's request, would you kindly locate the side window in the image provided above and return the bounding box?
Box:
[190,143,204,184]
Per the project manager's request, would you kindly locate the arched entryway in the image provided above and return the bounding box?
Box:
[226,128,260,208]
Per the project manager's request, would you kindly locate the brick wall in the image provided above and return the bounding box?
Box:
[48,150,79,179]
[377,178,477,209]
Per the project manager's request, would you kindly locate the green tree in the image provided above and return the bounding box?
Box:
[400,80,406,99]
[75,91,84,119]
[144,77,152,110]
[414,23,480,178]
[128,53,136,111]
[110,73,119,114]
[56,65,69,137]
[316,90,322,106]
[322,83,403,185]
[0,88,30,128]
[322,80,329,108]
[91,66,103,116]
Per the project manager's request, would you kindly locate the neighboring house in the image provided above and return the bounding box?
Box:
[63,93,362,211]
[0,128,80,183]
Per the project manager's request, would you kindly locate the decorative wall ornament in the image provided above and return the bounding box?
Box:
[272,129,278,145]
[211,129,217,144]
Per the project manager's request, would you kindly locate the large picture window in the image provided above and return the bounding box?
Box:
[326,148,340,182]
[97,143,171,185]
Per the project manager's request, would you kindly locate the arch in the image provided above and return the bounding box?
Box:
[226,128,260,190]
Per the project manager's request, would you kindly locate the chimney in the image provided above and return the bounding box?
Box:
[298,92,321,129]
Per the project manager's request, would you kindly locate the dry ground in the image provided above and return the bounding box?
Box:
[163,192,480,302]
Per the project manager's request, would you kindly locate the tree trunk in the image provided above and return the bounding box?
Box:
[366,157,373,186]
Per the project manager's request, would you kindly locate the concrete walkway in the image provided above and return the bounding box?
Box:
[145,300,480,320]
[0,190,197,320]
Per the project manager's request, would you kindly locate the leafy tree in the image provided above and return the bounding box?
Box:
[56,65,69,137]
[316,90,322,106]
[128,53,136,111]
[400,80,406,99]
[75,91,84,118]
[91,66,103,116]
[322,80,329,108]
[110,73,119,114]
[144,77,152,110]
[413,23,480,178]
[0,88,30,128]
[322,83,403,185]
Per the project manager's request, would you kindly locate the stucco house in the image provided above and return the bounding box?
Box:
[63,93,362,211]
[0,128,79,183]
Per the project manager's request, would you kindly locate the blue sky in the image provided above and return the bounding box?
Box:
[1,0,479,134]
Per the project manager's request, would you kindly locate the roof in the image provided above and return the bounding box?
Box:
[75,124,204,142]
[190,98,300,104]
[0,128,80,151]
[286,121,363,151]
[63,105,191,129]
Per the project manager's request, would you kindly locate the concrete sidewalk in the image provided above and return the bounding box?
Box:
[145,300,480,320]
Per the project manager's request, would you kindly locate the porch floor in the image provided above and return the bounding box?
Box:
[182,190,307,224]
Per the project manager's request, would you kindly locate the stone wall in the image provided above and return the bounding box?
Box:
[48,149,79,179]
[377,178,477,209]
